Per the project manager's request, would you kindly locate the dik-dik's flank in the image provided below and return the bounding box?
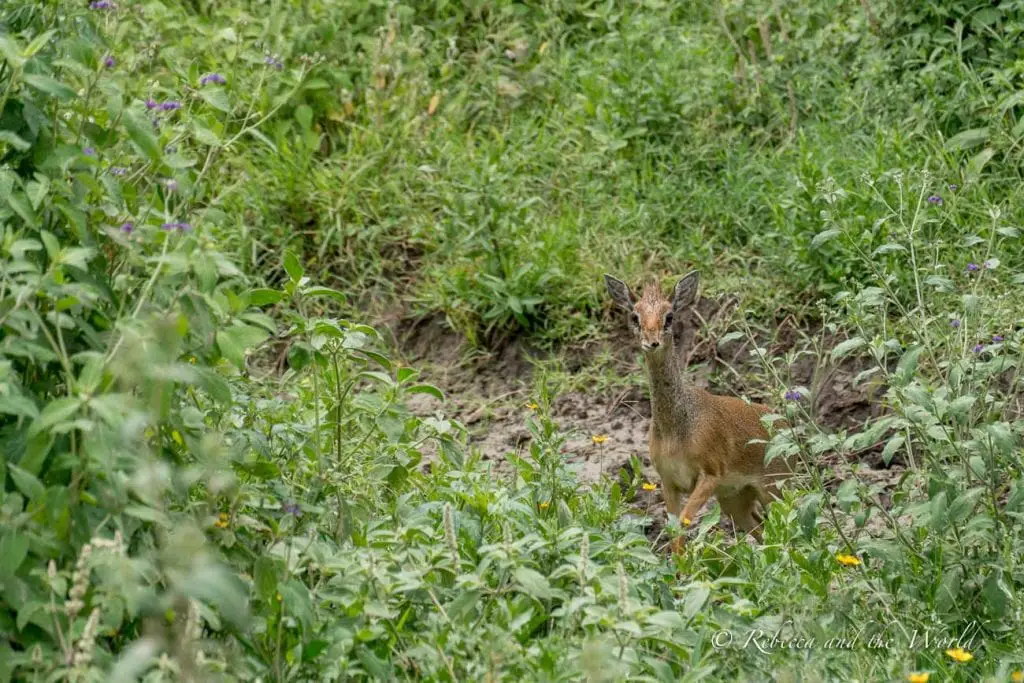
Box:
[604,271,793,550]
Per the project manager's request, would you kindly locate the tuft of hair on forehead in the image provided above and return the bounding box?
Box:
[639,281,668,305]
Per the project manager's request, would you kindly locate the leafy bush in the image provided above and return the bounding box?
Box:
[2,1,1024,682]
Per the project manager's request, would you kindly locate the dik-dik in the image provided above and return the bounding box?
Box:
[604,271,792,549]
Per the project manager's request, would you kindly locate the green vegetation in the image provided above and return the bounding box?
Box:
[1,0,1023,681]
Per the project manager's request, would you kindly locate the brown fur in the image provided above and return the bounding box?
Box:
[604,272,793,551]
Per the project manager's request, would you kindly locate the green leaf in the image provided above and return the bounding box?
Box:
[947,487,984,524]
[283,250,303,282]
[216,323,270,369]
[27,397,83,437]
[123,110,162,163]
[680,584,710,620]
[183,562,248,628]
[0,532,29,575]
[945,127,989,151]
[407,384,444,401]
[7,464,44,502]
[253,556,279,603]
[0,131,31,151]
[124,505,169,526]
[199,88,231,113]
[301,286,346,305]
[514,567,552,600]
[22,74,77,101]
[249,288,283,306]
[811,228,841,249]
[830,337,865,362]
[0,394,39,419]
[109,639,162,683]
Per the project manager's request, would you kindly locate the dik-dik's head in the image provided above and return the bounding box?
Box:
[603,271,699,353]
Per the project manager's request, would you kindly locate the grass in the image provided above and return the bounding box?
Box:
[1,0,1023,681]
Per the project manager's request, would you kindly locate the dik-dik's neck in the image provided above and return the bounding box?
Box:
[644,344,698,435]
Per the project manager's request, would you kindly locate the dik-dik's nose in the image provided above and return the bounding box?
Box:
[641,340,660,351]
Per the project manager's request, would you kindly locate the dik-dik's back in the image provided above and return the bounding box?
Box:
[604,270,793,545]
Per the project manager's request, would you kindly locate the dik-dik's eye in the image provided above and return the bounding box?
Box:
[630,312,640,326]
[664,312,674,329]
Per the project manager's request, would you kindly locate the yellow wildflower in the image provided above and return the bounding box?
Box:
[1011,671,1023,682]
[682,517,692,526]
[835,553,861,567]
[539,502,549,510]
[525,402,538,411]
[945,648,973,663]
[591,434,609,445]
[906,673,930,683]
[642,482,657,491]
[214,512,229,529]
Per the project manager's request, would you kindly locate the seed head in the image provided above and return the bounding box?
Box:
[617,562,628,612]
[443,503,459,571]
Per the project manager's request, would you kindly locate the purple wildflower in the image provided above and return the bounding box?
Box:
[145,98,158,110]
[264,55,284,70]
[784,389,802,401]
[948,184,958,192]
[110,167,127,176]
[199,73,226,86]
[89,0,115,8]
[950,319,961,329]
[993,335,1004,342]
[83,147,96,156]
[165,179,178,192]
[120,222,134,233]
[967,263,980,272]
[927,195,943,205]
[282,501,301,516]
[160,222,192,232]
[973,343,984,354]
[160,101,181,111]
[103,55,116,69]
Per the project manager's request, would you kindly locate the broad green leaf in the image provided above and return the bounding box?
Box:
[283,250,303,282]
[0,131,30,151]
[830,337,865,362]
[945,127,989,151]
[811,228,841,249]
[216,322,271,369]
[407,384,444,401]
[249,288,283,306]
[199,88,231,113]
[7,464,44,502]
[27,397,83,437]
[302,286,346,304]
[514,567,552,600]
[123,109,162,163]
[22,74,76,101]
[253,556,279,603]
[0,532,29,575]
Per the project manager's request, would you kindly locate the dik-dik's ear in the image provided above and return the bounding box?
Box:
[671,271,699,314]
[603,274,635,312]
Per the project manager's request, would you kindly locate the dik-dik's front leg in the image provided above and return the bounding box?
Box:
[670,473,722,554]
